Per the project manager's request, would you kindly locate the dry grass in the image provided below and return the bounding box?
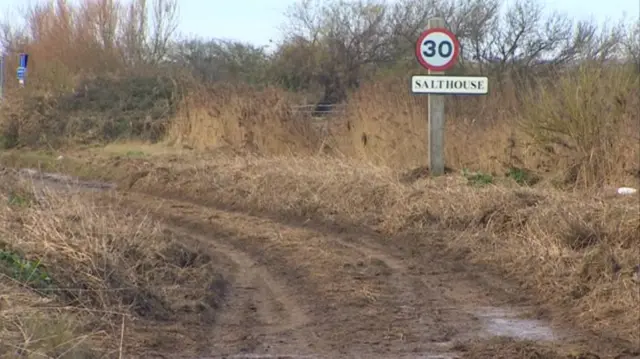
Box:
[0,172,226,358]
[0,75,178,149]
[329,66,639,188]
[327,77,429,168]
[101,153,639,345]
[166,82,325,156]
[155,64,639,190]
[517,64,640,188]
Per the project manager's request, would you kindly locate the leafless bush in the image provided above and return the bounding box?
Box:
[273,0,636,99]
[0,0,179,91]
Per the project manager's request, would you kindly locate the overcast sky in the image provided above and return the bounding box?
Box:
[1,0,638,49]
[171,0,639,47]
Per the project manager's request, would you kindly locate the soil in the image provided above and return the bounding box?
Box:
[9,168,640,359]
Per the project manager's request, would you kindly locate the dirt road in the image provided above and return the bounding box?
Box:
[12,168,636,358]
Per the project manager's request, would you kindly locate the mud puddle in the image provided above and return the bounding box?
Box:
[473,307,559,341]
[15,168,116,191]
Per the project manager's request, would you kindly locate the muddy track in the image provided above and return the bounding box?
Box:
[136,197,455,358]
[116,192,565,358]
[12,169,637,358]
[168,226,313,356]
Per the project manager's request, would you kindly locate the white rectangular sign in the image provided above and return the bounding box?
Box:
[411,75,488,95]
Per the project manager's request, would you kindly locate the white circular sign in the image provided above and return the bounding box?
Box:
[415,28,460,71]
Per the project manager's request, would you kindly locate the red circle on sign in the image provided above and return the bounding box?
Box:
[415,28,460,72]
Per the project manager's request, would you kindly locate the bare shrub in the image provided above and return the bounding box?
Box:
[518,64,640,188]
[0,0,178,92]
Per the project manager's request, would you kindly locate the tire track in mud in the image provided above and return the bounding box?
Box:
[122,193,482,358]
[167,225,313,356]
[131,191,606,359]
[314,231,495,349]
[153,202,416,355]
[7,170,318,356]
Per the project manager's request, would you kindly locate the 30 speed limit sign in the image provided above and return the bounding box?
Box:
[415,28,460,72]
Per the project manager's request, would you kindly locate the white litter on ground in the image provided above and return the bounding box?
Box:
[617,187,638,195]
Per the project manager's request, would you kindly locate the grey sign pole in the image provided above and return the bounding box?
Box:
[426,17,446,176]
[0,53,4,101]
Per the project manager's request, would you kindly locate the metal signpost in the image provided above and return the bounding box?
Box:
[413,18,488,176]
[0,53,4,100]
[17,53,29,87]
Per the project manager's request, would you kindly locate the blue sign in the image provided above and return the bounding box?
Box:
[17,67,25,80]
[19,53,28,68]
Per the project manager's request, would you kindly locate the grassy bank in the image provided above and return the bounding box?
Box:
[0,171,227,357]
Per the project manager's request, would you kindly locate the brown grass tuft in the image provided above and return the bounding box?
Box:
[0,173,227,357]
[518,64,640,189]
[167,82,326,155]
[330,77,429,168]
